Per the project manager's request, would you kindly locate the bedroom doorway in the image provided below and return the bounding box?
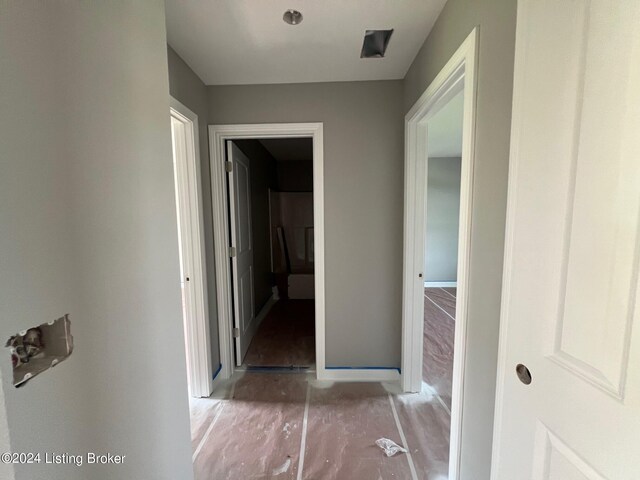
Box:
[402,28,478,479]
[208,123,325,382]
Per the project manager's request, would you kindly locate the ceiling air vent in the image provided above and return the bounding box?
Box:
[360,29,394,58]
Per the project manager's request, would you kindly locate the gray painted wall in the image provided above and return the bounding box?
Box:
[0,0,517,477]
[425,157,462,282]
[208,82,404,367]
[0,368,15,480]
[1,2,194,479]
[167,45,221,372]
[233,140,278,313]
[404,0,516,477]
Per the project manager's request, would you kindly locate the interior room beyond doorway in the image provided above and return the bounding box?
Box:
[227,138,316,370]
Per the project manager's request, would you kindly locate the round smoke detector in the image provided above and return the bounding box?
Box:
[283,9,303,25]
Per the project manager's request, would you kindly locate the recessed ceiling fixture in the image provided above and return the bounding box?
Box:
[283,9,303,25]
[360,29,394,58]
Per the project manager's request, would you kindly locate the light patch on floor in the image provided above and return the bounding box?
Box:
[272,457,291,475]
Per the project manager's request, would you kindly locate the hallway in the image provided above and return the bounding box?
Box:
[190,372,450,480]
[243,300,315,368]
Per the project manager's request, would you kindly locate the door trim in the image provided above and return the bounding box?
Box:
[170,97,214,398]
[209,123,325,381]
[491,5,529,472]
[401,27,478,480]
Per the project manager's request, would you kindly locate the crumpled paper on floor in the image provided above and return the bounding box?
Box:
[375,438,408,457]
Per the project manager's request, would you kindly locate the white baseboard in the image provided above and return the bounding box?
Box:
[318,368,401,382]
[423,281,457,288]
[255,294,277,329]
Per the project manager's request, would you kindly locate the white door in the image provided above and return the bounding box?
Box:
[493,1,640,479]
[170,105,213,398]
[227,142,256,366]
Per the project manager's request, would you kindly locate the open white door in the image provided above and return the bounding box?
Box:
[227,141,256,366]
[492,1,640,479]
[170,99,213,398]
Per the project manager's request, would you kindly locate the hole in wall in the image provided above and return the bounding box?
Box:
[5,314,74,387]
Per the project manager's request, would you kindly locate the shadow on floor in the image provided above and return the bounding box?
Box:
[244,299,315,367]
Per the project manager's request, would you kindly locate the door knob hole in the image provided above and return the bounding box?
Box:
[516,363,532,385]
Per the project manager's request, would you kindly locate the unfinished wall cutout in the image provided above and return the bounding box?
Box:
[5,314,73,387]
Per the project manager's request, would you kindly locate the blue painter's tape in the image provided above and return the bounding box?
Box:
[325,366,401,374]
[212,363,222,381]
[245,365,310,373]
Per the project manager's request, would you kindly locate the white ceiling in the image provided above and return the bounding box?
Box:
[259,138,313,162]
[165,0,448,85]
[427,89,464,158]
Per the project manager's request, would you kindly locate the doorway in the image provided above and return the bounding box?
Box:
[209,123,325,382]
[422,88,464,416]
[226,138,316,369]
[402,28,477,480]
[169,98,213,398]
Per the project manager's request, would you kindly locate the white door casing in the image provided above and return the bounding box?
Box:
[402,28,478,480]
[492,1,640,479]
[210,124,330,383]
[227,142,256,365]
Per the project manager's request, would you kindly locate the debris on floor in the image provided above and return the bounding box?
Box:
[375,438,408,457]
[271,457,291,475]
